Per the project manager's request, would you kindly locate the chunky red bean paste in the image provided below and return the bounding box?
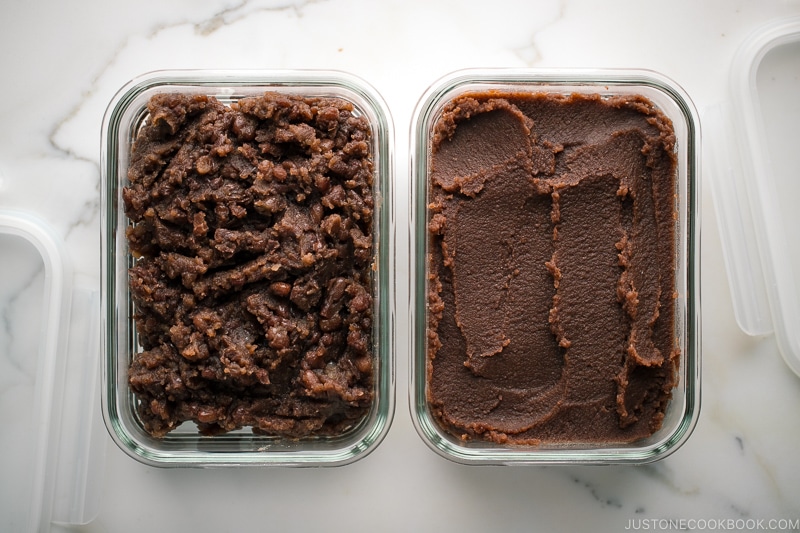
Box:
[124,92,375,437]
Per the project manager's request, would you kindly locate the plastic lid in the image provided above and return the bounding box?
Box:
[0,210,105,532]
[705,16,800,376]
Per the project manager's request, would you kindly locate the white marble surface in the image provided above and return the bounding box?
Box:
[2,0,800,531]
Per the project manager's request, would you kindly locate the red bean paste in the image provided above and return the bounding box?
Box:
[124,92,375,438]
[427,92,679,445]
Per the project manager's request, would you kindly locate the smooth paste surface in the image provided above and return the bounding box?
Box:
[426,91,679,444]
[124,92,375,438]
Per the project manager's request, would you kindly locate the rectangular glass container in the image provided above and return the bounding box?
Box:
[101,70,394,467]
[409,69,700,465]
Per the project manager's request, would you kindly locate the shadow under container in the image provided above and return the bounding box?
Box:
[101,70,394,467]
[410,69,700,465]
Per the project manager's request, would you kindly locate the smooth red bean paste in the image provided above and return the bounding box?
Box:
[124,92,375,438]
[427,92,679,445]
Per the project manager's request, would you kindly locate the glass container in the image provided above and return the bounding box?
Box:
[101,70,395,467]
[409,68,700,465]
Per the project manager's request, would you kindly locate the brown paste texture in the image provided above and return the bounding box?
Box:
[427,91,679,445]
[124,92,375,438]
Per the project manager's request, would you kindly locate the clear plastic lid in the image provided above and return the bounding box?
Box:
[0,210,104,532]
[705,16,800,376]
